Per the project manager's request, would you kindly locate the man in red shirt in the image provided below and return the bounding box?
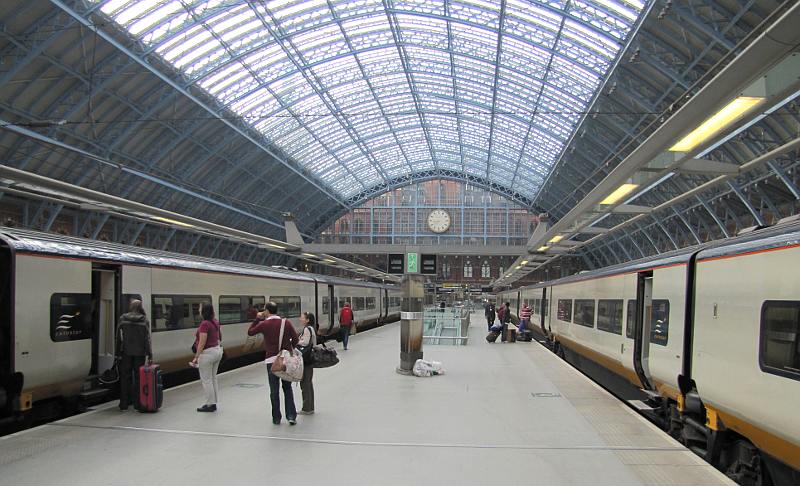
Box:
[338,301,354,350]
[248,301,299,425]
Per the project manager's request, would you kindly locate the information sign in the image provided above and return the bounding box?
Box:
[406,252,419,273]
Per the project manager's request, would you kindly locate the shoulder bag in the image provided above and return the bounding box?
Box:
[271,319,304,382]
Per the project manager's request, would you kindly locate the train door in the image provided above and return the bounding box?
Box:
[327,285,335,334]
[91,264,120,377]
[539,287,550,336]
[632,271,655,390]
[383,289,389,322]
[0,243,13,380]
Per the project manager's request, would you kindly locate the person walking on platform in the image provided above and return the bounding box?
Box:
[298,311,317,415]
[116,299,152,411]
[191,304,223,412]
[519,303,532,334]
[338,301,354,350]
[485,302,496,331]
[500,302,512,342]
[248,302,299,425]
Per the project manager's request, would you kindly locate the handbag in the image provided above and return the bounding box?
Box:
[191,320,222,355]
[311,342,339,369]
[271,319,304,382]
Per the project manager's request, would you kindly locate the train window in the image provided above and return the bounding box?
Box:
[542,298,548,317]
[573,300,595,328]
[271,296,301,318]
[322,297,329,315]
[557,299,572,322]
[366,297,376,310]
[219,296,264,325]
[353,297,366,311]
[650,300,670,346]
[338,297,350,311]
[597,300,623,335]
[50,293,93,342]
[626,300,636,338]
[151,295,211,331]
[759,301,800,380]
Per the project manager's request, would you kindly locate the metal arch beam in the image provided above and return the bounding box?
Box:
[326,0,416,176]
[0,24,308,222]
[671,206,702,245]
[484,0,508,181]
[50,0,349,210]
[726,180,766,227]
[767,160,800,200]
[381,0,439,172]
[253,2,391,184]
[696,195,730,238]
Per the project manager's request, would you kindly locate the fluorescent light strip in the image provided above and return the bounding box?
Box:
[152,216,194,228]
[599,183,639,205]
[548,235,564,243]
[669,96,765,152]
[696,88,800,158]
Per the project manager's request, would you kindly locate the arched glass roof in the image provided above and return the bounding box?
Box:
[94,0,646,200]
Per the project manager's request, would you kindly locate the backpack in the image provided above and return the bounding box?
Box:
[340,306,353,325]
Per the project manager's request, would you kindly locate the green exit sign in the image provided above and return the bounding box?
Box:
[406,252,419,273]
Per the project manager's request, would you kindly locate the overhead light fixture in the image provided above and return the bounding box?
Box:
[548,235,564,244]
[302,253,317,258]
[599,183,639,205]
[669,96,765,152]
[520,260,529,265]
[324,258,336,263]
[515,265,522,269]
[264,243,285,249]
[152,216,194,228]
[537,245,549,252]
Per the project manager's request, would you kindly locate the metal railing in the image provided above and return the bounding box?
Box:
[422,306,471,345]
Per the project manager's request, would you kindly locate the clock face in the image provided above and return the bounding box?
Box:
[427,209,451,233]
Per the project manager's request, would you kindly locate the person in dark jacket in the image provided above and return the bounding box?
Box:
[485,302,496,331]
[116,299,152,411]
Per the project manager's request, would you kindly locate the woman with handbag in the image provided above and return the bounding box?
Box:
[297,312,317,415]
[191,303,223,412]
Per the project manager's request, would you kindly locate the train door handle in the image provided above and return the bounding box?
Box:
[620,343,625,354]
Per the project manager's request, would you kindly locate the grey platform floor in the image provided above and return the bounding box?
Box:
[1,312,733,485]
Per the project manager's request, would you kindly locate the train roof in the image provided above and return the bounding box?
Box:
[509,220,800,291]
[0,227,396,289]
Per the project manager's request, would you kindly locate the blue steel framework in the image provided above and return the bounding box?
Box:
[0,0,797,273]
[320,179,540,246]
[86,0,647,201]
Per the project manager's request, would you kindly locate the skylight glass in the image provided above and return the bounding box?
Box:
[93,0,646,200]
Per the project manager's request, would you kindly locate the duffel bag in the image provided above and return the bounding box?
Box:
[311,343,339,368]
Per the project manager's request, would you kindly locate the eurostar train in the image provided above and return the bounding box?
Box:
[499,221,800,486]
[0,227,401,422]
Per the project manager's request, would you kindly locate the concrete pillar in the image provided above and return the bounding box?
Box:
[397,274,425,375]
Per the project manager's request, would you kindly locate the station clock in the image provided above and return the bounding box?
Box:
[427,209,451,233]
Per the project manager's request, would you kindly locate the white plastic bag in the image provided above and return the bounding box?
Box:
[412,359,445,377]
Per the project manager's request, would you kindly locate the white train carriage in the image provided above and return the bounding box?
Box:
[502,222,800,485]
[0,228,399,419]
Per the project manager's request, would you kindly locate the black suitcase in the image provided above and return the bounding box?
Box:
[486,331,500,343]
[518,330,533,342]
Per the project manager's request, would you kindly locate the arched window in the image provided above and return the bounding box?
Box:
[498,266,504,277]
[481,261,491,278]
[442,263,451,279]
[464,260,473,278]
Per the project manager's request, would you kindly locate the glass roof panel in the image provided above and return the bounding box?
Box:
[95,0,646,200]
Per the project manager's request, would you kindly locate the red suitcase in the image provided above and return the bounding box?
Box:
[137,363,164,413]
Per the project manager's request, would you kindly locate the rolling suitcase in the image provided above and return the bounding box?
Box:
[486,331,500,343]
[518,330,533,342]
[137,362,163,413]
